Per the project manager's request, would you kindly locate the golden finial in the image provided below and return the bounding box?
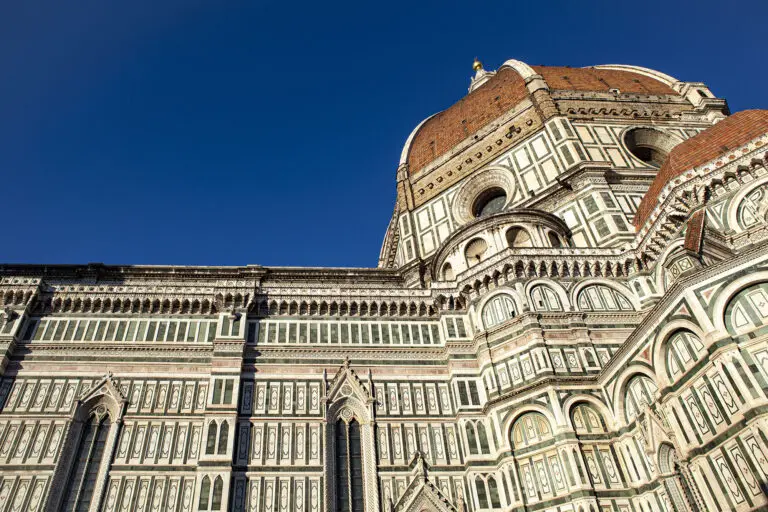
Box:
[472,57,483,72]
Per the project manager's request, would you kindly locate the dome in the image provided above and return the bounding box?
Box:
[404,66,529,176]
[531,65,677,95]
[400,61,683,176]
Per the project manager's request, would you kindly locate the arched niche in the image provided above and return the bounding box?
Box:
[505,226,533,248]
[622,127,683,168]
[464,237,489,268]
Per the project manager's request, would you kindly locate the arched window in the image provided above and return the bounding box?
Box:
[442,262,455,281]
[217,421,228,455]
[466,423,478,455]
[511,412,552,449]
[482,294,517,329]
[199,476,211,510]
[206,422,218,455]
[548,231,563,248]
[665,330,705,379]
[488,476,502,508]
[475,476,489,508]
[211,476,223,510]
[577,285,633,311]
[476,422,490,453]
[335,419,364,512]
[530,285,563,312]
[624,375,658,423]
[60,412,112,512]
[506,227,533,248]
[573,448,586,484]
[465,238,489,267]
[725,282,768,336]
[571,403,606,434]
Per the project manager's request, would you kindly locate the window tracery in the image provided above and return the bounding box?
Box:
[725,282,768,336]
[665,330,705,379]
[530,284,563,312]
[335,418,364,512]
[576,285,633,312]
[482,294,517,329]
[623,375,658,423]
[60,407,111,512]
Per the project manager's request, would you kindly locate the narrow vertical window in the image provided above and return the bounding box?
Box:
[199,476,211,510]
[476,476,489,508]
[218,421,228,455]
[336,420,349,512]
[206,422,218,455]
[349,420,364,512]
[335,419,364,512]
[60,414,111,512]
[211,476,223,510]
[223,380,234,404]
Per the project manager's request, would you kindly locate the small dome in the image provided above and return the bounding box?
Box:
[635,109,768,228]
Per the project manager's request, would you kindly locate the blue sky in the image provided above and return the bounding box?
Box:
[1,0,765,268]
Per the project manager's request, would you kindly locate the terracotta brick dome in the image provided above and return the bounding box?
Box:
[634,109,768,227]
[403,63,681,175]
[531,66,677,95]
[405,67,529,175]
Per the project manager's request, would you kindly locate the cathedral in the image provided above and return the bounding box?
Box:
[3,57,768,512]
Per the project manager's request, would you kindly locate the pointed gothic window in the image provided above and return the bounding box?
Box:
[211,476,223,510]
[206,422,218,455]
[218,421,228,455]
[335,419,364,512]
[199,476,211,510]
[60,413,111,512]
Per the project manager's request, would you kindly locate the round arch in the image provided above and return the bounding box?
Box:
[500,403,558,448]
[725,174,768,232]
[571,279,640,311]
[524,278,571,311]
[561,394,615,431]
[475,288,525,330]
[611,364,658,425]
[711,270,768,334]
[653,239,687,292]
[452,167,517,225]
[651,319,708,387]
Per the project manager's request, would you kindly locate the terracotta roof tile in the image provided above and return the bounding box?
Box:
[684,210,706,253]
[532,66,677,95]
[635,110,768,228]
[406,67,528,174]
